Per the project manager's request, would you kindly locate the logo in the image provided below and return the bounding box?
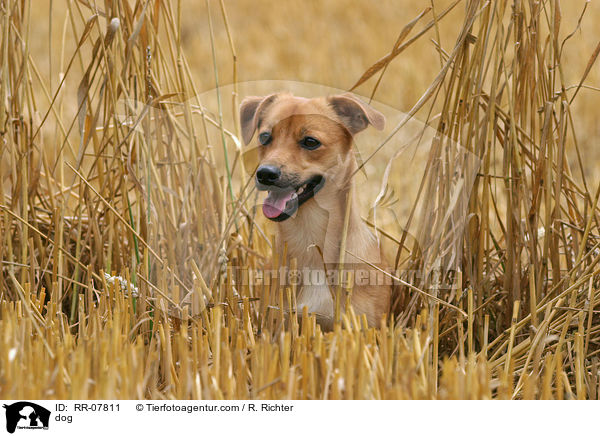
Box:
[2,402,50,434]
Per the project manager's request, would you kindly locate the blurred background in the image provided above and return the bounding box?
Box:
[28,1,599,147]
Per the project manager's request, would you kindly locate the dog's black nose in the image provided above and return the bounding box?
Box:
[256,165,281,185]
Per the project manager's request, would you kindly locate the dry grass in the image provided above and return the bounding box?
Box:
[1,0,600,399]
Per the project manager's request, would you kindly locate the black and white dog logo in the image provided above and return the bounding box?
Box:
[3,402,50,433]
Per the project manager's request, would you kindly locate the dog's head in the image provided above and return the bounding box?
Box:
[240,93,385,221]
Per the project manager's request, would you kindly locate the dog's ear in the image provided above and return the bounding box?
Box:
[328,93,385,134]
[239,94,278,145]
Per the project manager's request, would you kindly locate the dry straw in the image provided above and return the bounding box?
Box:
[1,0,600,399]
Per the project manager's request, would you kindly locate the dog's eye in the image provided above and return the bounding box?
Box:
[258,132,272,146]
[299,136,321,150]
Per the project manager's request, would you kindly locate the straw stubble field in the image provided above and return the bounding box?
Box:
[1,0,600,399]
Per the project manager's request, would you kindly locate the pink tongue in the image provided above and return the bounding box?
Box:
[263,190,295,218]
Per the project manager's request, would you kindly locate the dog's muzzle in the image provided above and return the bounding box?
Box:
[256,171,325,221]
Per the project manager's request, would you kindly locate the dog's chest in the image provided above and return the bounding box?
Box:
[278,201,343,318]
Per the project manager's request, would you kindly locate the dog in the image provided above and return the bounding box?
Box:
[240,92,391,329]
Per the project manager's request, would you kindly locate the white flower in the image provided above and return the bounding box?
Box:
[104,272,139,297]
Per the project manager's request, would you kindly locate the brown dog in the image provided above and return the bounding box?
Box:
[240,93,391,329]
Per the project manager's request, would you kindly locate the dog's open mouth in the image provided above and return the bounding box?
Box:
[260,175,325,221]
